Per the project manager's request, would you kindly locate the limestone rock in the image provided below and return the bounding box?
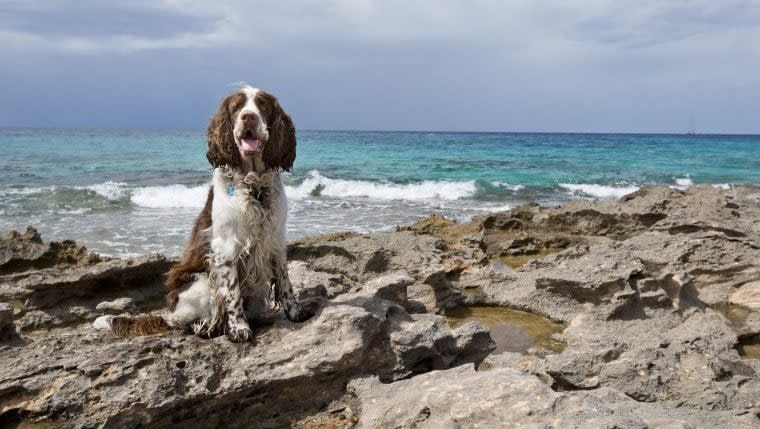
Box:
[730,281,760,310]
[0,226,102,274]
[0,302,15,340]
[0,265,492,428]
[5,254,171,331]
[288,260,351,299]
[95,297,137,314]
[349,364,759,429]
[2,186,760,427]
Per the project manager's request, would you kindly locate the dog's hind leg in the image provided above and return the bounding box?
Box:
[164,274,217,336]
[94,274,211,337]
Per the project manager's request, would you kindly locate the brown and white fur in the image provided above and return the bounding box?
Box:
[93,85,319,342]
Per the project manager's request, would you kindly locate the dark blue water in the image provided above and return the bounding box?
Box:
[1,128,758,256]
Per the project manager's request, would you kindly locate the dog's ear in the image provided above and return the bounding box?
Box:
[207,94,243,169]
[263,98,296,171]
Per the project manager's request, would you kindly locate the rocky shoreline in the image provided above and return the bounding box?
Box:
[1,185,759,428]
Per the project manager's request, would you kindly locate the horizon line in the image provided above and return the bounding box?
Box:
[1,125,759,137]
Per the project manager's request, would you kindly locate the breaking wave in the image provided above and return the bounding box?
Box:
[131,184,209,209]
[84,181,130,200]
[559,183,640,199]
[670,176,695,190]
[285,170,477,201]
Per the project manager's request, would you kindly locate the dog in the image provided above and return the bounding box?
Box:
[94,85,319,342]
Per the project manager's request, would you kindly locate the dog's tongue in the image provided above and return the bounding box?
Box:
[240,138,261,152]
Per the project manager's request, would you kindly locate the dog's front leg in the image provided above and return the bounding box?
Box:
[273,253,321,323]
[209,248,253,342]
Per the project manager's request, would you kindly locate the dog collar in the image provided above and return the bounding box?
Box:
[226,182,268,205]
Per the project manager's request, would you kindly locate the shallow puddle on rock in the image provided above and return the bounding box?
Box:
[737,337,760,360]
[0,415,57,429]
[711,303,751,331]
[476,360,493,371]
[8,299,25,310]
[446,305,566,354]
[710,303,759,360]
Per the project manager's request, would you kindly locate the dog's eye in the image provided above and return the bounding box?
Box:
[227,94,247,114]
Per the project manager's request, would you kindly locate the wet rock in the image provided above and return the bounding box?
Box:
[445,305,566,355]
[0,302,15,340]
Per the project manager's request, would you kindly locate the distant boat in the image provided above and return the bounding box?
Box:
[686,113,696,135]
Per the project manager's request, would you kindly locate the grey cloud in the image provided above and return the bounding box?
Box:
[0,1,219,39]
[0,0,759,133]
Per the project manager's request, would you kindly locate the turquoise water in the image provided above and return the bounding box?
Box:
[1,128,759,256]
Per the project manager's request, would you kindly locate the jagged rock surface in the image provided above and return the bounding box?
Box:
[0,227,172,332]
[0,302,14,340]
[349,363,759,429]
[1,186,760,428]
[0,232,492,428]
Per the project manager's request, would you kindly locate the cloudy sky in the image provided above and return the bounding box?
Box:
[1,0,759,133]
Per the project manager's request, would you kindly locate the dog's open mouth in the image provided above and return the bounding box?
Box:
[239,130,261,153]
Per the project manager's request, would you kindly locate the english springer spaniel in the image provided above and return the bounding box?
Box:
[94,86,319,342]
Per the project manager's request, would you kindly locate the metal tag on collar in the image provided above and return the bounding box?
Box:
[227,184,235,196]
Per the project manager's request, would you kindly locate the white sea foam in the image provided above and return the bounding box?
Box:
[0,181,128,200]
[83,181,129,200]
[285,170,477,201]
[131,184,209,208]
[1,186,53,195]
[59,208,91,215]
[670,177,694,190]
[674,182,733,190]
[559,183,640,199]
[489,181,525,191]
[480,204,513,213]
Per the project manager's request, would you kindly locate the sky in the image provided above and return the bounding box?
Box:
[1,0,759,133]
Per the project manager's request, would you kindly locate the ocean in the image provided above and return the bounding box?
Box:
[1,128,759,257]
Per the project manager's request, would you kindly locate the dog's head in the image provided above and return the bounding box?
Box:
[206,86,296,171]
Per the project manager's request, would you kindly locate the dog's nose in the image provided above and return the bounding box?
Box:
[241,112,259,124]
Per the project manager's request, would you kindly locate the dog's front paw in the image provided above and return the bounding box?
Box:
[286,297,323,323]
[227,323,253,342]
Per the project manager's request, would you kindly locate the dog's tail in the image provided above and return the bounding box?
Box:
[93,314,172,336]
